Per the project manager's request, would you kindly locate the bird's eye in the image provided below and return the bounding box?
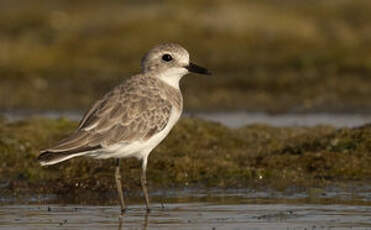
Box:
[162,54,173,62]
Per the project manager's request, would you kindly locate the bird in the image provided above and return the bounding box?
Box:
[37,43,211,213]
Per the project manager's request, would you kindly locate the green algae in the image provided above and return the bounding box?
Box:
[0,117,370,198]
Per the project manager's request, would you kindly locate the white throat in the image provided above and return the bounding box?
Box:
[157,67,188,89]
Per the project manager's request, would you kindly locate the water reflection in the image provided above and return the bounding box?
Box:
[117,213,149,230]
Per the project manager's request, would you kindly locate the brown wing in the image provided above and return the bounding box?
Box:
[42,76,172,154]
[76,88,172,146]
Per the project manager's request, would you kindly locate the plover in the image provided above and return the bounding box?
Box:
[37,43,211,213]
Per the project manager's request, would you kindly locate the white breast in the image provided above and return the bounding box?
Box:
[157,67,188,89]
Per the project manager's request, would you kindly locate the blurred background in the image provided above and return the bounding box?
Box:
[1,0,371,115]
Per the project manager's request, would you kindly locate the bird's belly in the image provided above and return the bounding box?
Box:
[94,108,181,160]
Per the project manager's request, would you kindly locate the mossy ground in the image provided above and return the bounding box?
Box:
[1,0,371,112]
[1,117,370,199]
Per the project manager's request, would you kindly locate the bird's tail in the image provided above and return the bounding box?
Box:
[38,130,103,166]
[37,151,87,166]
[37,145,101,166]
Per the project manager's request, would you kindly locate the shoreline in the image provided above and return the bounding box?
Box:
[3,110,371,128]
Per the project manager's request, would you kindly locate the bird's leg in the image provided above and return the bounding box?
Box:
[117,216,123,230]
[141,157,151,212]
[143,212,149,230]
[115,158,126,214]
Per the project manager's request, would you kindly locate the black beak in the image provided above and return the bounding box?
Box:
[186,62,212,75]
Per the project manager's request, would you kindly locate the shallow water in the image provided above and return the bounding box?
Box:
[194,112,371,128]
[1,202,370,230]
[3,110,371,128]
[1,187,371,230]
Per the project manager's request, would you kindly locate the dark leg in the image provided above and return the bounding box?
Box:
[141,158,151,212]
[115,158,126,214]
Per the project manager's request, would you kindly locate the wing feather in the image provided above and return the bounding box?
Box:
[42,76,173,155]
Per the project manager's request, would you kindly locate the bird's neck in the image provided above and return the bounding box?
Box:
[140,72,183,112]
[152,68,187,90]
